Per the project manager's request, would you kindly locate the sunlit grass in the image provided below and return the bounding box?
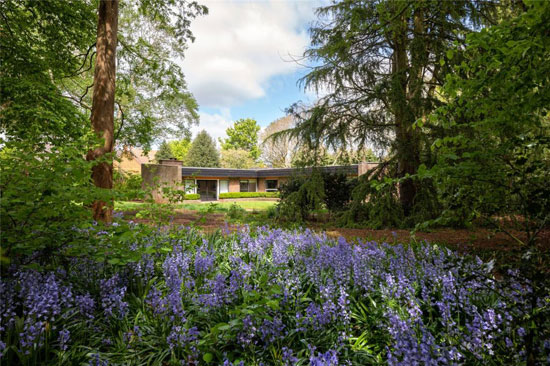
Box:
[115,200,277,213]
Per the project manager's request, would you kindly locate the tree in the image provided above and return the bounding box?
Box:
[185,130,220,167]
[168,138,191,161]
[155,140,174,162]
[220,118,261,160]
[289,0,500,215]
[86,0,119,222]
[221,149,257,169]
[0,0,205,149]
[424,4,550,362]
[0,0,96,145]
[426,2,550,238]
[260,116,297,167]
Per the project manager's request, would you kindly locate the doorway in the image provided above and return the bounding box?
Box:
[197,180,217,201]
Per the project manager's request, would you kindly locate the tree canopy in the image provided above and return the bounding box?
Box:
[288,0,501,215]
[0,0,206,149]
[424,0,550,235]
[185,130,220,167]
[220,118,261,161]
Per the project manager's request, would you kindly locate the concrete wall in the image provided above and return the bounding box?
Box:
[142,164,183,203]
[358,162,379,177]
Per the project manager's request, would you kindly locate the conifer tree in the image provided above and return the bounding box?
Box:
[185,130,220,167]
[154,140,174,162]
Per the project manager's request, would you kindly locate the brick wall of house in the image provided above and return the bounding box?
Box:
[229,179,240,193]
[257,178,266,192]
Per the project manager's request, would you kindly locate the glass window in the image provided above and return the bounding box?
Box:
[219,180,229,193]
[266,180,278,192]
[184,180,195,193]
[240,179,257,192]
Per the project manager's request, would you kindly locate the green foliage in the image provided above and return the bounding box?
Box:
[226,202,247,220]
[183,193,200,200]
[0,0,96,144]
[424,1,550,236]
[278,170,326,222]
[0,0,206,152]
[288,0,500,214]
[113,170,145,201]
[220,148,258,169]
[219,192,279,199]
[277,172,357,222]
[185,130,220,167]
[322,173,358,213]
[168,137,191,161]
[220,118,261,160]
[102,0,207,148]
[0,137,108,262]
[154,140,174,162]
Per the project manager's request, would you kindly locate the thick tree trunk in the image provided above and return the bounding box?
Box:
[392,8,420,216]
[87,0,119,222]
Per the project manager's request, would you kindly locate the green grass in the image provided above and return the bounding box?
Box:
[115,200,277,213]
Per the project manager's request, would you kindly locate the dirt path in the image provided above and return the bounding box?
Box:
[123,210,549,252]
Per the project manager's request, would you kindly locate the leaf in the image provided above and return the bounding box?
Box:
[203,353,214,363]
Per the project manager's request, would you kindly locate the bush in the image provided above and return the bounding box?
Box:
[218,192,279,199]
[0,138,108,262]
[277,171,356,221]
[226,202,246,220]
[114,170,145,201]
[183,193,200,200]
[278,170,325,222]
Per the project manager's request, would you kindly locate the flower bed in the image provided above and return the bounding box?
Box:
[0,224,548,365]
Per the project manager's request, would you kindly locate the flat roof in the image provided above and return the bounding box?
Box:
[180,165,360,178]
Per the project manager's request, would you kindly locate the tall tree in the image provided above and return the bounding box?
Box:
[168,138,192,161]
[260,116,297,168]
[86,0,119,222]
[155,140,174,162]
[289,0,499,215]
[186,130,220,167]
[220,118,261,161]
[221,149,257,169]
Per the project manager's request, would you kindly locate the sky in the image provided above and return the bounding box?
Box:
[181,0,325,143]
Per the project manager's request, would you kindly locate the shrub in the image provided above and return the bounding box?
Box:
[218,192,279,199]
[113,170,145,200]
[183,193,200,200]
[278,170,325,222]
[226,202,246,220]
[0,138,108,262]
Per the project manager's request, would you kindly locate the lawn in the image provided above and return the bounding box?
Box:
[115,200,277,213]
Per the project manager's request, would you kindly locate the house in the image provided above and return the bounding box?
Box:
[142,159,379,202]
[114,147,157,175]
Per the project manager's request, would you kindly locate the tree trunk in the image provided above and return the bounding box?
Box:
[392,8,419,216]
[87,0,119,222]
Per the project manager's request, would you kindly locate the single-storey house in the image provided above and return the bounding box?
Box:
[142,159,378,202]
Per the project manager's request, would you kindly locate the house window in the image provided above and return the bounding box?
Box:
[266,180,278,192]
[240,179,257,192]
[184,180,195,193]
[219,180,229,193]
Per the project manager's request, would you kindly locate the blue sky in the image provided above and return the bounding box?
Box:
[181,0,324,143]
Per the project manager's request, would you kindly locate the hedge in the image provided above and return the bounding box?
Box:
[219,192,280,199]
[183,193,200,200]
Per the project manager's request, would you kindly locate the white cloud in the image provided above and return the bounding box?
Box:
[190,110,233,145]
[182,0,316,109]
